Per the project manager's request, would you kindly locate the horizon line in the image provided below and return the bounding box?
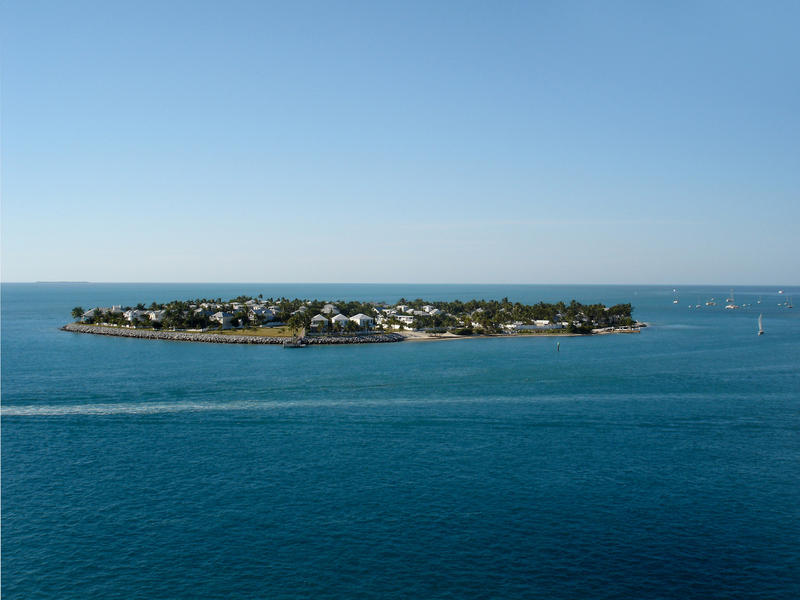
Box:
[5,281,799,287]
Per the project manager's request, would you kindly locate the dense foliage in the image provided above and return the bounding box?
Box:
[72,295,634,334]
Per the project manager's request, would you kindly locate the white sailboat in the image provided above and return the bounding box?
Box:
[758,314,764,336]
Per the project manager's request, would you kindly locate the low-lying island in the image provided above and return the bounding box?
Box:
[64,294,641,345]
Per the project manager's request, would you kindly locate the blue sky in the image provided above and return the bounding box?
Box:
[2,1,798,283]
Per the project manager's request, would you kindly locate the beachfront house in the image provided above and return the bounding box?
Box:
[249,307,275,322]
[331,313,349,329]
[81,308,99,322]
[310,314,329,331]
[210,311,234,329]
[123,309,147,322]
[349,313,374,330]
[147,310,167,322]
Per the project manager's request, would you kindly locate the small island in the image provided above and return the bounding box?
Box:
[62,295,642,345]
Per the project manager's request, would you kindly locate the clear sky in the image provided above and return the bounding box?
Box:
[2,1,798,284]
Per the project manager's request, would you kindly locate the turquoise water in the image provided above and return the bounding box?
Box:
[3,283,799,599]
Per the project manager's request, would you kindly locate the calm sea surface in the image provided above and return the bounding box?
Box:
[2,283,799,599]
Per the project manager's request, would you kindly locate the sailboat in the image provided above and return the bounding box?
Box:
[758,314,764,336]
[725,289,739,310]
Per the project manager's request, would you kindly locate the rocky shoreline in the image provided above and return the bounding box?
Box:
[62,323,404,345]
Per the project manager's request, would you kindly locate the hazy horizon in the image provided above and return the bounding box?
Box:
[5,280,798,287]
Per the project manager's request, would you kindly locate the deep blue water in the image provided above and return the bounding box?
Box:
[2,283,799,599]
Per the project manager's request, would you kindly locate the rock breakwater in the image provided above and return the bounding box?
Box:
[62,323,404,345]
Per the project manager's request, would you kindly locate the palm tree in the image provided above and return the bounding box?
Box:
[71,306,84,321]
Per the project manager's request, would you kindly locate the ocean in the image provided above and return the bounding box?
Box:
[2,283,799,599]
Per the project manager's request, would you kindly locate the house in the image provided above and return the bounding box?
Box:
[250,307,275,322]
[395,304,410,313]
[331,314,350,328]
[210,311,234,329]
[123,309,147,322]
[310,314,329,330]
[321,303,340,315]
[147,310,167,322]
[350,313,374,329]
[81,308,99,322]
[422,305,435,313]
[428,308,443,316]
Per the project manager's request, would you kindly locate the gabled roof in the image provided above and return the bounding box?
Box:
[350,313,374,321]
[331,313,349,321]
[310,314,328,322]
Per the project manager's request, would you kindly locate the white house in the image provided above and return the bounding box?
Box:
[395,304,410,313]
[147,310,167,322]
[321,303,340,315]
[331,313,350,328]
[81,308,99,322]
[123,309,147,322]
[422,305,435,313]
[211,311,234,329]
[250,307,275,322]
[350,313,374,329]
[310,314,329,330]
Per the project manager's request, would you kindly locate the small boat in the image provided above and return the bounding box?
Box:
[726,289,735,303]
[725,303,739,310]
[778,290,784,294]
[673,299,679,304]
[788,297,794,309]
[758,314,764,336]
[705,298,716,306]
